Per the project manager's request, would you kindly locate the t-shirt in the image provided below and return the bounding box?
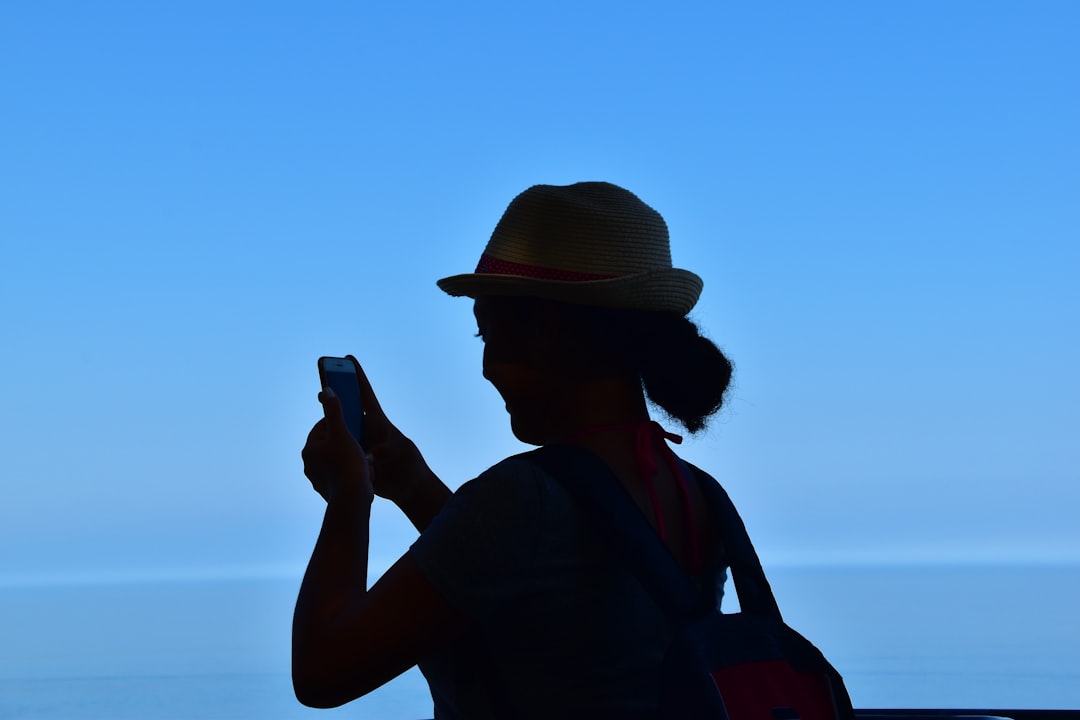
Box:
[410,454,725,719]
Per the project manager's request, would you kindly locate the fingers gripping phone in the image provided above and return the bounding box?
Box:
[317,356,365,446]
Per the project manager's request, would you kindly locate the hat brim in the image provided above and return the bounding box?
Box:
[436,268,703,315]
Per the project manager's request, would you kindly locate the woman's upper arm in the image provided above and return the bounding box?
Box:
[292,549,468,708]
[293,459,544,708]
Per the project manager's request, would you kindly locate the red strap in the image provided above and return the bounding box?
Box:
[561,421,702,574]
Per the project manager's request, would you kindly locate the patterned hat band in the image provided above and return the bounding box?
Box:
[474,253,618,283]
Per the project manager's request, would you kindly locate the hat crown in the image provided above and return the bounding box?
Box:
[481,182,673,277]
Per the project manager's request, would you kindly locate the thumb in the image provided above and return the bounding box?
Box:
[318,386,349,438]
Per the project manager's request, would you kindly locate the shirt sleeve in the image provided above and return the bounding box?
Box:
[410,456,548,621]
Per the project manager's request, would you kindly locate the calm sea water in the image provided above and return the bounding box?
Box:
[2,564,1078,719]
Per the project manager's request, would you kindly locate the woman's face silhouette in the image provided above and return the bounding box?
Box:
[474,296,563,445]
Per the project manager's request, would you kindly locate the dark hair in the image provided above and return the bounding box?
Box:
[561,304,732,434]
[491,296,733,433]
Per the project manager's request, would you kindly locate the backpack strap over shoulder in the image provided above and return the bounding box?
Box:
[526,444,781,622]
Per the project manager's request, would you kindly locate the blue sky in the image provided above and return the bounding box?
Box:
[1,1,1078,584]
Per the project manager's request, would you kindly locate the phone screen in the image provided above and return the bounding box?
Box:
[318,357,364,445]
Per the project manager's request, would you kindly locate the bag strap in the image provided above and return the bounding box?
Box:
[692,460,783,620]
[526,443,782,622]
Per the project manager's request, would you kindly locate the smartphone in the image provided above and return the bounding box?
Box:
[317,356,365,445]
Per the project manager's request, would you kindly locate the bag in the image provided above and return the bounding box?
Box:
[527,444,855,720]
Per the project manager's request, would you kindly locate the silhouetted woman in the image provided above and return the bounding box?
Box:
[294,182,733,718]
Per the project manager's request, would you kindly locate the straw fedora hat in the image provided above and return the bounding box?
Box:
[436,182,703,315]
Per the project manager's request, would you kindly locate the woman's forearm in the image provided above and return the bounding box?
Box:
[370,436,454,532]
[392,468,453,532]
[292,493,372,702]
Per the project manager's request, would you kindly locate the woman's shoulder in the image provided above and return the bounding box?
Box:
[414,453,558,552]
[453,453,553,506]
[409,453,572,618]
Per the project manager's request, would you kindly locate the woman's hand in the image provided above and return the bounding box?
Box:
[302,357,451,526]
[346,356,442,507]
[302,387,373,505]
